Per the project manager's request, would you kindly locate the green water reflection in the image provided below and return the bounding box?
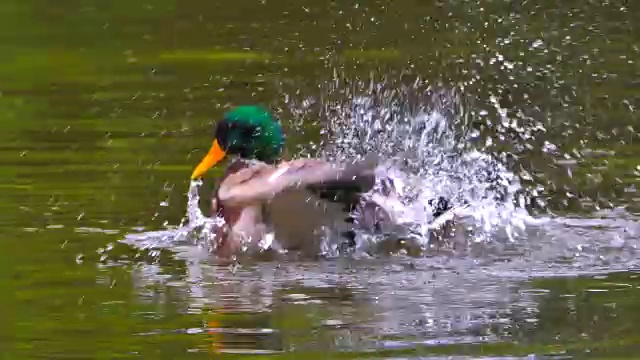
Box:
[1,0,639,358]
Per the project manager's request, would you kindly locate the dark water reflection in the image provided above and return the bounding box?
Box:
[120,251,640,357]
[1,0,639,358]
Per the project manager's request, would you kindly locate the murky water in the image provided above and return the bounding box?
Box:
[1,0,639,358]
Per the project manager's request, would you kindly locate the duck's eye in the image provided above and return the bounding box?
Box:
[215,121,231,149]
[242,126,258,139]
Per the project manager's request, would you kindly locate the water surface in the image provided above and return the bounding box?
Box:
[1,0,639,358]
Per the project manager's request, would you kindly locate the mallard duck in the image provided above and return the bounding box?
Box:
[190,105,453,257]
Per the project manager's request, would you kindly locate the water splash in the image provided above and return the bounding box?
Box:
[122,180,223,251]
[125,80,550,257]
[118,75,640,271]
[289,82,543,250]
[125,85,542,257]
[184,179,211,227]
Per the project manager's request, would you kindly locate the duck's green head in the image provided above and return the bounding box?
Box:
[191,105,285,179]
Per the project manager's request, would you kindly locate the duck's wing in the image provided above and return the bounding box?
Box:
[217,157,378,208]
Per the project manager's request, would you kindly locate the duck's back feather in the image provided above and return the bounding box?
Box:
[217,157,377,208]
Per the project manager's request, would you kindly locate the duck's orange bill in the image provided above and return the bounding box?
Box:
[191,140,226,179]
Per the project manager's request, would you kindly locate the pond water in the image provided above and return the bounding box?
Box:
[1,0,639,358]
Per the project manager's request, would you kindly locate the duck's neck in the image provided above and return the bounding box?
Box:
[224,157,253,175]
[228,156,270,169]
